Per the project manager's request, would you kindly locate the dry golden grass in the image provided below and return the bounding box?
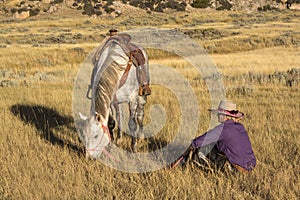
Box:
[0,7,299,199]
[212,46,300,75]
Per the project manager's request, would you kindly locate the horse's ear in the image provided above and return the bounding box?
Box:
[79,112,88,120]
[95,112,101,122]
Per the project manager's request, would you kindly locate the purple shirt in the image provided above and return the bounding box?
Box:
[191,120,256,171]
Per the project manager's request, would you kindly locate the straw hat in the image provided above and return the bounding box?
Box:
[209,100,244,118]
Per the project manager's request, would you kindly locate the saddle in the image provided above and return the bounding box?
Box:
[115,34,146,89]
[93,34,146,68]
[93,33,150,95]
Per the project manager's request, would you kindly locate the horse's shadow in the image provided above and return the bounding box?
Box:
[10,104,84,156]
[147,137,169,152]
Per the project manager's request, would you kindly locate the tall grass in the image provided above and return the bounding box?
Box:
[1,69,299,199]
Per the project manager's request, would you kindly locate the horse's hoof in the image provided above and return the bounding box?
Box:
[131,144,137,153]
[139,133,144,139]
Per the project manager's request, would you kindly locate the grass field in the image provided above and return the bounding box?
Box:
[0,5,300,199]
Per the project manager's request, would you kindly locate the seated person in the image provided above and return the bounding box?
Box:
[183,100,256,173]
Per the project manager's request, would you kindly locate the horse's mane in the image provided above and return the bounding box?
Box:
[92,41,128,121]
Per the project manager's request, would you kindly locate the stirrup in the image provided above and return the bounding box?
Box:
[139,84,151,96]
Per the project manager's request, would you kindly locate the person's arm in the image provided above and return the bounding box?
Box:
[191,124,223,149]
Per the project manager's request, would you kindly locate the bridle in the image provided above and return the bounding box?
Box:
[85,124,111,152]
[85,123,119,163]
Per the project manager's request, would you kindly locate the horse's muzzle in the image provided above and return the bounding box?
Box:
[85,150,97,160]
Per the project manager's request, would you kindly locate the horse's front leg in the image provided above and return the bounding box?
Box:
[112,102,123,145]
[128,101,138,152]
[129,96,146,152]
[136,96,146,139]
[108,114,115,141]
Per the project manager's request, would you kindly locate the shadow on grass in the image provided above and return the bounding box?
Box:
[147,137,169,152]
[10,104,84,156]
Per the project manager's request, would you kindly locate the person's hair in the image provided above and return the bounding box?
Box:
[225,115,240,122]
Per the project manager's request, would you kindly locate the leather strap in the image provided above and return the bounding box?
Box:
[118,52,133,89]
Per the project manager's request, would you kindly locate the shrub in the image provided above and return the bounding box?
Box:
[105,0,114,6]
[30,8,40,16]
[216,0,232,10]
[177,2,187,11]
[286,68,300,87]
[103,5,115,14]
[144,2,155,11]
[226,85,254,96]
[257,4,279,12]
[191,0,210,8]
[11,8,17,13]
[154,3,166,12]
[129,0,141,8]
[18,7,28,13]
[83,3,94,16]
[94,10,102,16]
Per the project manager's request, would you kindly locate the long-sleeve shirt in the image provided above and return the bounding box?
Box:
[191,120,256,171]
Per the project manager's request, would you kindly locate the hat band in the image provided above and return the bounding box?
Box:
[217,108,242,117]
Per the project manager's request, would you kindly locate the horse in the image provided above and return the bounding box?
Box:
[77,34,149,159]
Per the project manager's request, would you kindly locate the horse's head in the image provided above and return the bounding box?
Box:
[77,112,110,159]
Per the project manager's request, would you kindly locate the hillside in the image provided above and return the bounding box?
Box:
[0,0,298,19]
[0,2,299,55]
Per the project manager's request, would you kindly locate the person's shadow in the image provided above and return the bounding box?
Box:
[10,104,84,156]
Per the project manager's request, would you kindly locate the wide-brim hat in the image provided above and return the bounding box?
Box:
[208,100,244,118]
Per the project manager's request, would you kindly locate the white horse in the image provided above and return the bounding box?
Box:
[77,34,149,158]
